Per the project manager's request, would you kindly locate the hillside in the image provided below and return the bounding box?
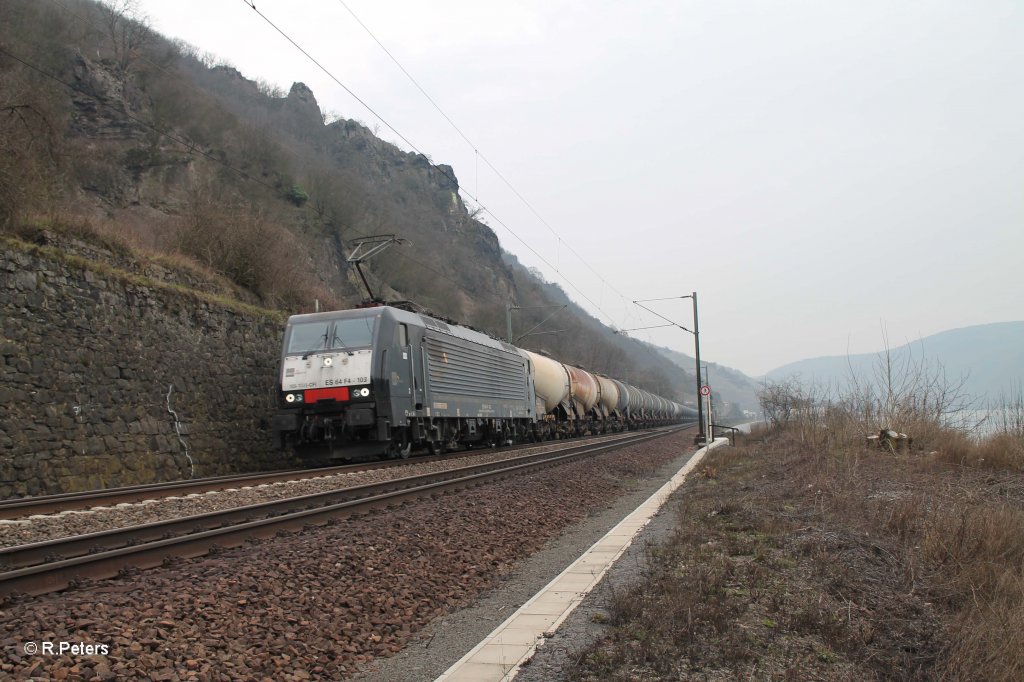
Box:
[765,321,1024,400]
[0,0,696,402]
[656,347,760,419]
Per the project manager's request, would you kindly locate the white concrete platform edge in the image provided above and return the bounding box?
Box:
[435,437,730,682]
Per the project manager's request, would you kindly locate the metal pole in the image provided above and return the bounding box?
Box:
[693,291,704,443]
[624,293,707,443]
[703,363,713,438]
[507,304,513,343]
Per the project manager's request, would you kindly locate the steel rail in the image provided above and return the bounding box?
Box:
[0,427,683,600]
[0,428,678,519]
[0,428,676,571]
[0,465,378,520]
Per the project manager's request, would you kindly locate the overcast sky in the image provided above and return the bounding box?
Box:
[136,0,1022,377]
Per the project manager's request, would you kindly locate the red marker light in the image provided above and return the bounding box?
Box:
[305,387,350,402]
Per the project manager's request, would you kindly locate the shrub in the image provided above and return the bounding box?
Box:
[285,184,308,207]
[173,183,330,310]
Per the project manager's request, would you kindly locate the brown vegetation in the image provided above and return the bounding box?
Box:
[570,376,1024,680]
[173,183,336,310]
[0,0,694,400]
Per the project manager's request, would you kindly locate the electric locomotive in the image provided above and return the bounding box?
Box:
[271,305,536,460]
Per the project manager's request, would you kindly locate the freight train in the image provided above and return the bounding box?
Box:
[270,305,698,460]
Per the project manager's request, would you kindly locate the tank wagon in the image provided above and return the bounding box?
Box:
[271,305,698,460]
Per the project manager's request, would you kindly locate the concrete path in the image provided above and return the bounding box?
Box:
[435,437,728,682]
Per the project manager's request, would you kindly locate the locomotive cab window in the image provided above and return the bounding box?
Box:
[286,317,377,355]
[397,323,408,347]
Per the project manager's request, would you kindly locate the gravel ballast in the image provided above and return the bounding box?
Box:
[1,430,695,680]
[0,433,644,549]
[355,437,702,682]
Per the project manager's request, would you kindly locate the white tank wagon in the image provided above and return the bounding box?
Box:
[647,391,660,418]
[651,394,667,421]
[609,378,632,416]
[603,377,681,428]
[522,350,569,415]
[594,375,619,420]
[619,382,643,419]
[566,365,599,418]
[635,389,653,418]
[655,395,669,419]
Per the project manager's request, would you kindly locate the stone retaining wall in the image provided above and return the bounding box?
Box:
[0,238,294,497]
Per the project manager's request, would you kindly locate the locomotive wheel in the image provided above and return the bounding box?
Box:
[389,441,412,459]
[428,440,447,456]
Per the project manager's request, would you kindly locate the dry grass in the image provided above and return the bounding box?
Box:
[569,427,1024,681]
[3,207,339,314]
[1,234,286,322]
[3,212,136,258]
[941,433,1024,471]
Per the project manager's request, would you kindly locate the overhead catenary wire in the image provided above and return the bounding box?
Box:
[332,0,637,319]
[239,0,624,330]
[54,0,631,334]
[0,42,506,313]
[16,1,531,310]
[6,49,679,393]
[4,27,681,390]
[14,6,672,365]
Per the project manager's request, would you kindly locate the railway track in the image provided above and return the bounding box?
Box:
[0,430,654,520]
[0,456,453,520]
[0,427,682,600]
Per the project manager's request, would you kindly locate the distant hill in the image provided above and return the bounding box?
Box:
[765,322,1024,400]
[657,347,761,419]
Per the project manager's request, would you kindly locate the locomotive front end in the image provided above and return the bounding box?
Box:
[271,309,383,458]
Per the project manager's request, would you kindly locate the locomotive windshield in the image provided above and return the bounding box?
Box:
[286,317,377,355]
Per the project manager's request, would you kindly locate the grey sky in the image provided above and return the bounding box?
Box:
[137,0,1023,376]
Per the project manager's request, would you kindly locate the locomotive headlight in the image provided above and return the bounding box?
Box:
[285,393,295,403]
[359,388,371,397]
[323,357,333,367]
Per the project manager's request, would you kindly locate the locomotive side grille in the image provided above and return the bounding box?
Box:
[425,337,527,400]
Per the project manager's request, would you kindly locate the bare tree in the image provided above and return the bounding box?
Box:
[0,70,64,228]
[846,333,977,435]
[758,377,799,429]
[256,78,285,99]
[99,0,153,75]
